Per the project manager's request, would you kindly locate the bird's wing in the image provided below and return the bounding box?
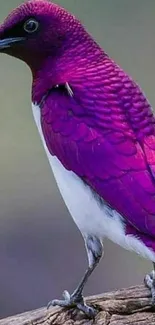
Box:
[41,63,155,237]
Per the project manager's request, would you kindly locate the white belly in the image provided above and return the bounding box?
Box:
[31,102,155,262]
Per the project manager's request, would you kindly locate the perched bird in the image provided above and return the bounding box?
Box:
[0,0,155,317]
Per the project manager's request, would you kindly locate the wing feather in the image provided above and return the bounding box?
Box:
[41,61,155,237]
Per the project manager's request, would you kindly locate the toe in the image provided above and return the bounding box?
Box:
[77,303,97,317]
[150,270,155,280]
[144,272,155,305]
[152,293,155,305]
[144,274,153,289]
[48,299,70,308]
[63,290,71,301]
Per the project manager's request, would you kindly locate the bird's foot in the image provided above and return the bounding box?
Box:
[47,290,97,317]
[144,270,155,303]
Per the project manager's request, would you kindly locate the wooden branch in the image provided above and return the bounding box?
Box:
[0,285,155,325]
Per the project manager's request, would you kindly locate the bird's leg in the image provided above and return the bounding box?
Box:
[144,262,155,303]
[47,235,103,317]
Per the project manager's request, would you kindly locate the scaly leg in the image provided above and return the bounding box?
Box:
[47,235,103,317]
[144,262,155,303]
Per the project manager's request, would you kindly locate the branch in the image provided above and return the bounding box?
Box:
[0,285,155,325]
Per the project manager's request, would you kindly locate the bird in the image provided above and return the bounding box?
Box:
[0,0,155,317]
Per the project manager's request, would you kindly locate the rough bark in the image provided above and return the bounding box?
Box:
[0,285,155,325]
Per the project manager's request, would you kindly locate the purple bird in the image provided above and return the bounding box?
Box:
[0,0,155,317]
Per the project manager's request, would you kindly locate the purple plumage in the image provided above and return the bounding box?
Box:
[0,0,155,316]
[41,54,155,242]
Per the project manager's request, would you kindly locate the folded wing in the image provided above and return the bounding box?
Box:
[41,61,155,237]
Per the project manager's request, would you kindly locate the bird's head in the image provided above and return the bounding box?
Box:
[0,0,102,102]
[0,0,89,71]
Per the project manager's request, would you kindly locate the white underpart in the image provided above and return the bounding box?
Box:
[32,102,155,262]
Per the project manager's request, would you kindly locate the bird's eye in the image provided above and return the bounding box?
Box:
[23,19,39,33]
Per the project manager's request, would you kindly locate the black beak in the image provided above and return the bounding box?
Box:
[0,37,25,50]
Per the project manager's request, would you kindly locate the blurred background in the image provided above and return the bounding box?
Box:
[0,0,155,319]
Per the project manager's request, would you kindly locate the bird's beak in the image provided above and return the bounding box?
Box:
[0,37,25,50]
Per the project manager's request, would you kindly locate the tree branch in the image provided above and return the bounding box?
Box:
[0,285,155,325]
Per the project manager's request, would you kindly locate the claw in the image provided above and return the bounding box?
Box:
[47,299,58,309]
[47,290,97,317]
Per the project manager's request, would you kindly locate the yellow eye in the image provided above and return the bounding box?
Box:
[24,19,39,33]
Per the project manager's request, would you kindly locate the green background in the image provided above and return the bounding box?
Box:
[0,0,154,318]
